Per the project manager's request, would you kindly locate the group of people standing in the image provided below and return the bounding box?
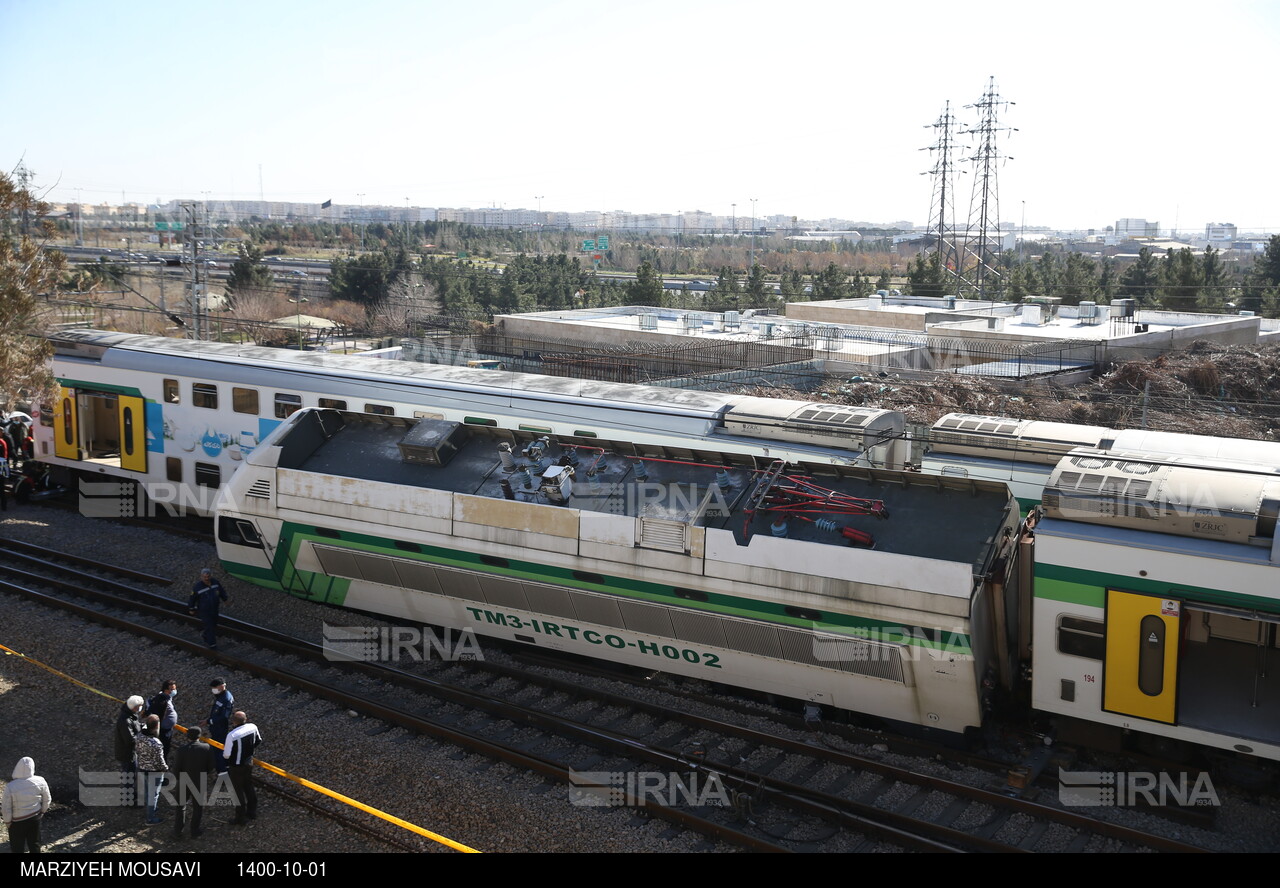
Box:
[110,677,262,841]
[4,567,259,853]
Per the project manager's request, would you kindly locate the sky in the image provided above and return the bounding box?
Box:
[3,0,1278,233]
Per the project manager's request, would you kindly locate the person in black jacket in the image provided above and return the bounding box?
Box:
[113,696,145,773]
[147,680,179,756]
[170,727,217,839]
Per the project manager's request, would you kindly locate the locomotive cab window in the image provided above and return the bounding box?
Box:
[193,383,218,410]
[233,387,259,415]
[274,393,302,418]
[1058,615,1104,660]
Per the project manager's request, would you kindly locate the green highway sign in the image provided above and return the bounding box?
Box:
[597,236,609,250]
[582,239,595,251]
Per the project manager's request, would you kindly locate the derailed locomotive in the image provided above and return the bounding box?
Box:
[215,408,1280,763]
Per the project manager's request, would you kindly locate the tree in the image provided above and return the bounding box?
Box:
[226,242,276,300]
[626,261,664,306]
[905,251,944,298]
[745,263,769,303]
[1158,248,1202,312]
[1,170,65,410]
[1198,246,1228,312]
[1117,247,1160,305]
[1243,235,1280,314]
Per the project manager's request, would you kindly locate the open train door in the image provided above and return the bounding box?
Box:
[1103,589,1181,725]
[116,394,147,472]
[53,386,80,461]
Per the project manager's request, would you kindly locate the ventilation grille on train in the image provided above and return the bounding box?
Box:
[638,517,689,553]
[935,414,1021,436]
[245,479,273,500]
[309,543,907,684]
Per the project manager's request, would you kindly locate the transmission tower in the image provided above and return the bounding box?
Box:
[921,101,964,290]
[959,77,1015,298]
[13,160,34,233]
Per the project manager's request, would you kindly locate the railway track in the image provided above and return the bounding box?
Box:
[0,537,1220,853]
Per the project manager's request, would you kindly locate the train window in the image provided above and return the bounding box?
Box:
[572,570,605,585]
[319,398,347,410]
[1057,615,1104,660]
[193,383,218,410]
[194,462,220,488]
[218,516,263,549]
[164,379,180,404]
[365,404,394,416]
[62,401,73,444]
[574,430,598,438]
[274,393,302,419]
[166,457,182,483]
[480,554,509,568]
[519,424,553,434]
[122,407,134,455]
[784,606,823,622]
[414,411,443,420]
[464,416,497,426]
[39,402,52,427]
[233,388,259,415]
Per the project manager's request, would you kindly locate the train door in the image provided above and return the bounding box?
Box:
[52,386,148,473]
[1102,589,1180,725]
[1177,604,1280,751]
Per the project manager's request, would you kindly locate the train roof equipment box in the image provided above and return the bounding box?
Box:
[397,419,466,467]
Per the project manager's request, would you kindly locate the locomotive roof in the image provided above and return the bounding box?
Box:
[263,410,1015,576]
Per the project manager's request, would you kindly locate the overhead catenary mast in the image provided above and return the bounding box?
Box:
[959,77,1015,298]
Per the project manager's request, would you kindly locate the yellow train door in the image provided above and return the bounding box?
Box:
[53,386,80,461]
[117,394,147,472]
[1103,589,1181,725]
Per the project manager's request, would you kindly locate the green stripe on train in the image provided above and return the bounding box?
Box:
[1035,562,1280,614]
[273,522,974,654]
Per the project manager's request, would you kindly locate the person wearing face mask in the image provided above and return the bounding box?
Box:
[114,695,146,773]
[200,678,234,773]
[147,679,179,757]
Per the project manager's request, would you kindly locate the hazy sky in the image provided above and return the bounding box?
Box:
[4,0,1277,232]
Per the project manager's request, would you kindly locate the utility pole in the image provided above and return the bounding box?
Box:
[358,194,366,253]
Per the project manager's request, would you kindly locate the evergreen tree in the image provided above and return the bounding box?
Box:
[904,252,944,298]
[1159,248,1202,312]
[1117,247,1161,305]
[627,261,664,306]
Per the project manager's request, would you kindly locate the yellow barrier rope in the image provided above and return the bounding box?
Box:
[0,642,480,853]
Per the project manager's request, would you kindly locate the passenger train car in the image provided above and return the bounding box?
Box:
[215,409,1280,763]
[40,331,906,517]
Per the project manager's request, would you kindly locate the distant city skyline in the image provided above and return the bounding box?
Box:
[5,1,1277,234]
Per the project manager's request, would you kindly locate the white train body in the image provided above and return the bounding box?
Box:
[39,331,905,517]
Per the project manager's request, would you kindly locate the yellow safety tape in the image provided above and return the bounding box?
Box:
[0,642,480,853]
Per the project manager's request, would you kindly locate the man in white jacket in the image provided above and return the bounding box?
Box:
[2,757,52,853]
